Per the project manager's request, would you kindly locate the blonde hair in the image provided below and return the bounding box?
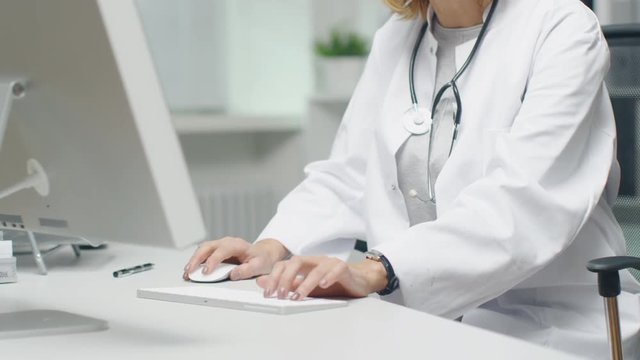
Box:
[383,0,430,20]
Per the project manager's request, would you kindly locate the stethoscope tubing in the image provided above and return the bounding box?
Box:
[409,21,430,107]
[409,0,500,203]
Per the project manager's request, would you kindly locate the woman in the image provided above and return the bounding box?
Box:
[184,0,640,357]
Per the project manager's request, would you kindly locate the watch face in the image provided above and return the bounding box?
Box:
[366,254,381,262]
[365,250,383,262]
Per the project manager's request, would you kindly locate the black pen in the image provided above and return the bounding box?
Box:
[113,263,154,278]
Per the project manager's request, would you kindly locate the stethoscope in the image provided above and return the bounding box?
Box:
[404,0,499,204]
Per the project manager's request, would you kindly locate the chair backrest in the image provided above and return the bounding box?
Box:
[604,24,640,280]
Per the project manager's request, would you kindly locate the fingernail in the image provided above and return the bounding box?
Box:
[232,269,241,280]
[291,292,301,301]
[320,279,328,288]
[263,288,271,298]
[278,288,287,299]
[203,266,209,274]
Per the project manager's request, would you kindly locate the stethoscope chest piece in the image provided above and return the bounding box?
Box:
[402,107,432,135]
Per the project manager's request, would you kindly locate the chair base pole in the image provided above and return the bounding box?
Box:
[605,296,624,360]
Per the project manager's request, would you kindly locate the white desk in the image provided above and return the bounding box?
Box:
[2,243,582,360]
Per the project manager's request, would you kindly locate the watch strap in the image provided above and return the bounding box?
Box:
[365,250,400,296]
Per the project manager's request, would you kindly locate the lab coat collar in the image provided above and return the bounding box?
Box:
[378,23,421,157]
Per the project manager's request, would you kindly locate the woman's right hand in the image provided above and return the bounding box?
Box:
[182,237,289,281]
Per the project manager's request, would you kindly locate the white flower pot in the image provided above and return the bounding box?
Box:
[315,56,367,98]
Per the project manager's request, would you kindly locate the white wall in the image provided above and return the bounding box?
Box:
[225,0,313,117]
[183,2,386,181]
[136,0,227,111]
[138,0,313,117]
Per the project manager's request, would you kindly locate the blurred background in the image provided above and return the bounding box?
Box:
[133,0,639,241]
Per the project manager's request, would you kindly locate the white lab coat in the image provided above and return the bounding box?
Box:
[259,0,640,358]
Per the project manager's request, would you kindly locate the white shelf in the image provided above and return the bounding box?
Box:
[172,113,302,135]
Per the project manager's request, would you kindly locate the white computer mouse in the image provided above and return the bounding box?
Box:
[188,263,238,283]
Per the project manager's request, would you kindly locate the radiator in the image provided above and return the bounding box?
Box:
[197,186,275,241]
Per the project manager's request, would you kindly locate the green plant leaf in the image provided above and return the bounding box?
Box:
[315,29,369,57]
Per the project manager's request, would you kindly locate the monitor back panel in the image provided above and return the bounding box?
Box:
[0,0,206,248]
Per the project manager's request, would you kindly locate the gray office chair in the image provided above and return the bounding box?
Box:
[587,24,640,360]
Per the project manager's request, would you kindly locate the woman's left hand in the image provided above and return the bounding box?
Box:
[256,255,388,301]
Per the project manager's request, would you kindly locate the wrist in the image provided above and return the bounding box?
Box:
[254,238,290,263]
[353,259,389,294]
[363,250,400,295]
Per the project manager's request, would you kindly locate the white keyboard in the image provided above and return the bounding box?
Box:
[138,286,348,315]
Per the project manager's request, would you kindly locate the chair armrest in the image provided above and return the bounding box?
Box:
[587,256,640,272]
[586,256,640,297]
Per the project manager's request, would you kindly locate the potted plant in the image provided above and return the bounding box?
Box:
[314,30,369,98]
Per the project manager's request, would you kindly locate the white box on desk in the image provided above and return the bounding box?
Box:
[0,256,17,283]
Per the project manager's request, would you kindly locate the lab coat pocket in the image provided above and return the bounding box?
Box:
[481,127,511,176]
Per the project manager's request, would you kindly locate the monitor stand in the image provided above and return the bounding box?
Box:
[0,81,83,275]
[0,310,108,339]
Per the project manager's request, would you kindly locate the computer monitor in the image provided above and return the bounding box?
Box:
[0,0,206,260]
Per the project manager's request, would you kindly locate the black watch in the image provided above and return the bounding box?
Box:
[364,250,400,296]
